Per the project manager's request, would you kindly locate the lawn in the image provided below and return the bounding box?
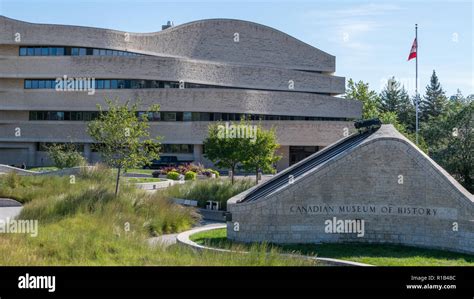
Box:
[190,228,474,266]
[0,169,313,266]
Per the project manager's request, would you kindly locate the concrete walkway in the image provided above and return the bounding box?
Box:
[176,225,373,267]
[147,220,223,248]
[0,198,23,221]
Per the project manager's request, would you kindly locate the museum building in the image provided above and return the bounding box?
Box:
[0,16,361,170]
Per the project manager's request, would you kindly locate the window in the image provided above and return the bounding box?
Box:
[71,48,79,56]
[56,47,65,55]
[104,80,111,89]
[111,80,118,89]
[34,47,41,55]
[183,112,192,122]
[19,47,27,56]
[24,80,32,89]
[41,47,49,56]
[93,49,100,56]
[162,112,176,121]
[50,47,57,56]
[106,50,112,56]
[27,47,34,56]
[79,48,87,56]
[99,49,106,56]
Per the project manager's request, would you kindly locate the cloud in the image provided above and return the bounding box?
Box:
[301,3,401,51]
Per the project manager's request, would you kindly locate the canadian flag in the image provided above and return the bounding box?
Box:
[408,38,417,61]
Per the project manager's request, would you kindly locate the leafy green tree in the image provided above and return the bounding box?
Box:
[47,143,85,169]
[420,70,448,121]
[421,100,473,192]
[203,121,247,184]
[345,79,379,119]
[87,99,161,195]
[241,123,281,184]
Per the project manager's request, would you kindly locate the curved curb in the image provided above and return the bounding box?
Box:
[176,225,374,267]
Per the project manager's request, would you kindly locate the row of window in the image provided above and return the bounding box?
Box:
[19,46,143,57]
[37,142,193,154]
[24,79,218,90]
[29,111,351,122]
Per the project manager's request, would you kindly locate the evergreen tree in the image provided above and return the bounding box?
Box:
[379,77,415,132]
[420,70,448,120]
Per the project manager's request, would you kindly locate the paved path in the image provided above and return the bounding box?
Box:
[0,198,23,221]
[148,220,223,248]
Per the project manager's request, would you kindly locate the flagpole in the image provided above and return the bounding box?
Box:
[415,24,419,145]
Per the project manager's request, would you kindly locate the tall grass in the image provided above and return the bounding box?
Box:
[164,178,255,209]
[0,168,311,265]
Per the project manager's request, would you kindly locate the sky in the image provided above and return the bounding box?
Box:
[1,0,473,96]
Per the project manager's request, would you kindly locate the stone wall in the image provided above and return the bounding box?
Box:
[227,125,474,254]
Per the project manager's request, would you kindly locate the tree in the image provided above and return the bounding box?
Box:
[345,79,379,119]
[47,143,85,169]
[203,121,246,184]
[87,99,161,195]
[421,100,473,192]
[420,70,448,121]
[379,77,416,132]
[241,123,281,184]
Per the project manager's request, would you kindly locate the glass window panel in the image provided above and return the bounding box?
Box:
[106,50,113,56]
[25,80,32,89]
[50,47,57,56]
[41,47,49,56]
[110,80,118,89]
[79,48,87,56]
[27,47,34,56]
[56,47,65,55]
[31,80,39,89]
[183,112,192,122]
[34,47,41,55]
[99,49,106,56]
[92,49,99,55]
[71,48,79,56]
[38,80,45,89]
[200,113,210,121]
[45,80,52,89]
[163,112,176,121]
[104,80,111,89]
[19,47,27,56]
[97,80,104,89]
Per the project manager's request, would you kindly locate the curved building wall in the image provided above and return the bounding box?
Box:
[0,17,335,72]
[0,16,362,170]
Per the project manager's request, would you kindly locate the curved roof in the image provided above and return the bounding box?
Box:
[0,16,335,72]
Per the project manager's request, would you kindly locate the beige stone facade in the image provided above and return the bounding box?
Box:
[0,16,361,170]
[227,125,474,254]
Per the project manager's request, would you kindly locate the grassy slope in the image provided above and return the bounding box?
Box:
[190,228,474,266]
[0,170,312,266]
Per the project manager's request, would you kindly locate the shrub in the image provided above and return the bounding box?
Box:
[47,143,86,169]
[184,171,196,181]
[166,171,180,180]
[152,171,161,178]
